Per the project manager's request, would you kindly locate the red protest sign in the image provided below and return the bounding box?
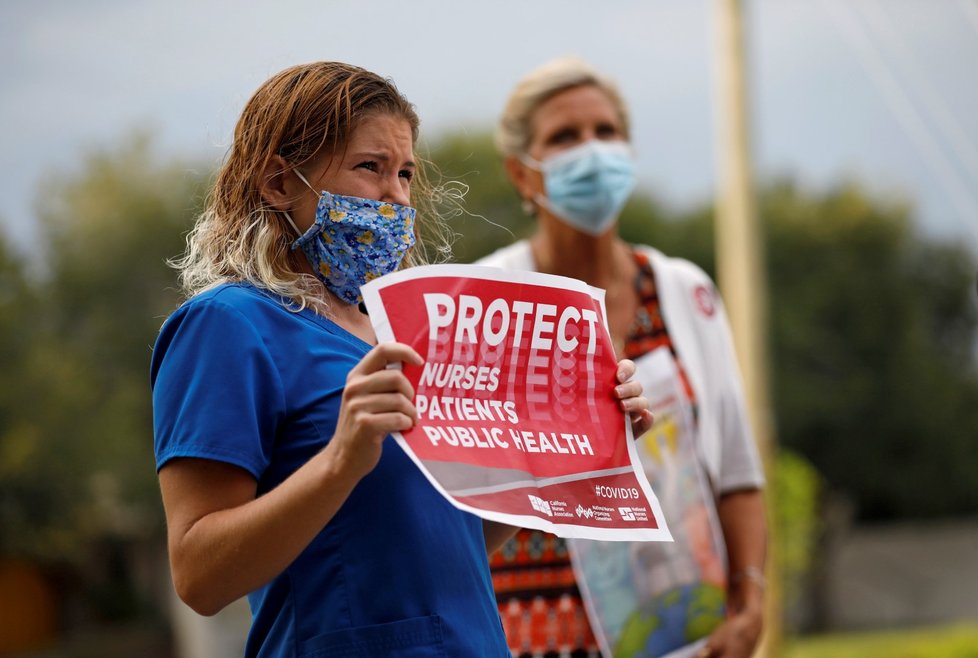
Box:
[362,264,671,542]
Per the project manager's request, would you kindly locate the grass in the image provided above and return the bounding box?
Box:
[785,623,978,658]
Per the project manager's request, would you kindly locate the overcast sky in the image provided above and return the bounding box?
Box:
[2,0,977,255]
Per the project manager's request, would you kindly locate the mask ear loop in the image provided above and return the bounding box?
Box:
[280,167,320,238]
[281,211,303,238]
[292,168,317,191]
[517,153,559,219]
[517,153,544,217]
[519,153,544,171]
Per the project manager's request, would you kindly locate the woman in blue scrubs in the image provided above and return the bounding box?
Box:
[151,61,651,658]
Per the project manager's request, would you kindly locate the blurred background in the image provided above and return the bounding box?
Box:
[1,1,977,657]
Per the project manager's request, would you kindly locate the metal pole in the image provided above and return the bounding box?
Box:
[712,1,781,656]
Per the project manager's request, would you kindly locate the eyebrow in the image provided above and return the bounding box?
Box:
[353,151,415,168]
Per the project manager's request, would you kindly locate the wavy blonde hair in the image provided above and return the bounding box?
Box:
[174,61,451,314]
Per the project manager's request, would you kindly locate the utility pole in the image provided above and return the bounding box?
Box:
[712,1,781,656]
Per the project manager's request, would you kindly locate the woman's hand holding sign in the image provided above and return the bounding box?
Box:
[616,358,653,439]
[327,342,424,482]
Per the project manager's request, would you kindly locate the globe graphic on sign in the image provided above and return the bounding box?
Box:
[614,583,725,657]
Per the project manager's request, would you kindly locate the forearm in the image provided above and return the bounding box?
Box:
[164,449,361,615]
[717,488,767,614]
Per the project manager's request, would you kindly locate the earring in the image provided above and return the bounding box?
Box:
[521,199,536,216]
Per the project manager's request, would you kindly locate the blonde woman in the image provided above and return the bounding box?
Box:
[481,57,767,658]
[151,61,649,657]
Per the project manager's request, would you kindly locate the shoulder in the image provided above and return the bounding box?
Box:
[164,283,292,329]
[635,244,713,287]
[182,282,285,313]
[154,284,286,355]
[473,240,533,270]
[634,244,723,321]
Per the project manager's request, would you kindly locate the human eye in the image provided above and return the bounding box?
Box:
[399,168,414,182]
[596,123,621,139]
[547,128,578,146]
[355,160,379,172]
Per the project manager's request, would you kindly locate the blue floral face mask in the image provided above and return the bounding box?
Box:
[285,170,416,305]
[522,140,636,236]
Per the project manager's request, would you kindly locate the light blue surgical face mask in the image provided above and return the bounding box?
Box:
[283,170,416,305]
[522,140,636,236]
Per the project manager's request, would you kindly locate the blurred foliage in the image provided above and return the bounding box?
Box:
[419,130,532,264]
[761,181,978,520]
[773,449,821,612]
[427,131,978,522]
[0,133,208,566]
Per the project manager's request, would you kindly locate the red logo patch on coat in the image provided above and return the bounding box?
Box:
[693,284,716,318]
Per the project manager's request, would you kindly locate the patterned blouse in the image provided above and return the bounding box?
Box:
[489,249,696,658]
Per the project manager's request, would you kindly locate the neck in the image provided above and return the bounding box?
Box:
[530,216,639,353]
[321,289,377,344]
[530,216,630,289]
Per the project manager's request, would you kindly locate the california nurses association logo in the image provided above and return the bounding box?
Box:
[693,284,716,318]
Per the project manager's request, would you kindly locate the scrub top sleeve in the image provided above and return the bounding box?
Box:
[151,298,285,478]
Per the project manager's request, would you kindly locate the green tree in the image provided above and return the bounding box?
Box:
[0,231,45,553]
[762,180,978,519]
[0,134,208,567]
[420,130,530,264]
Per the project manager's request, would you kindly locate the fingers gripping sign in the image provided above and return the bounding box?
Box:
[329,342,424,480]
[615,358,654,438]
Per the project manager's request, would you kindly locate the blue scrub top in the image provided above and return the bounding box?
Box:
[151,283,508,657]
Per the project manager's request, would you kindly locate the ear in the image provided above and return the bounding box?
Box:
[259,154,297,211]
[504,155,536,205]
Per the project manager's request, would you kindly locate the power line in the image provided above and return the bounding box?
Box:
[818,0,978,248]
[860,0,978,185]
[954,0,978,39]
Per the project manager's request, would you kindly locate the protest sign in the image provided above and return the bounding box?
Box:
[361,264,671,542]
